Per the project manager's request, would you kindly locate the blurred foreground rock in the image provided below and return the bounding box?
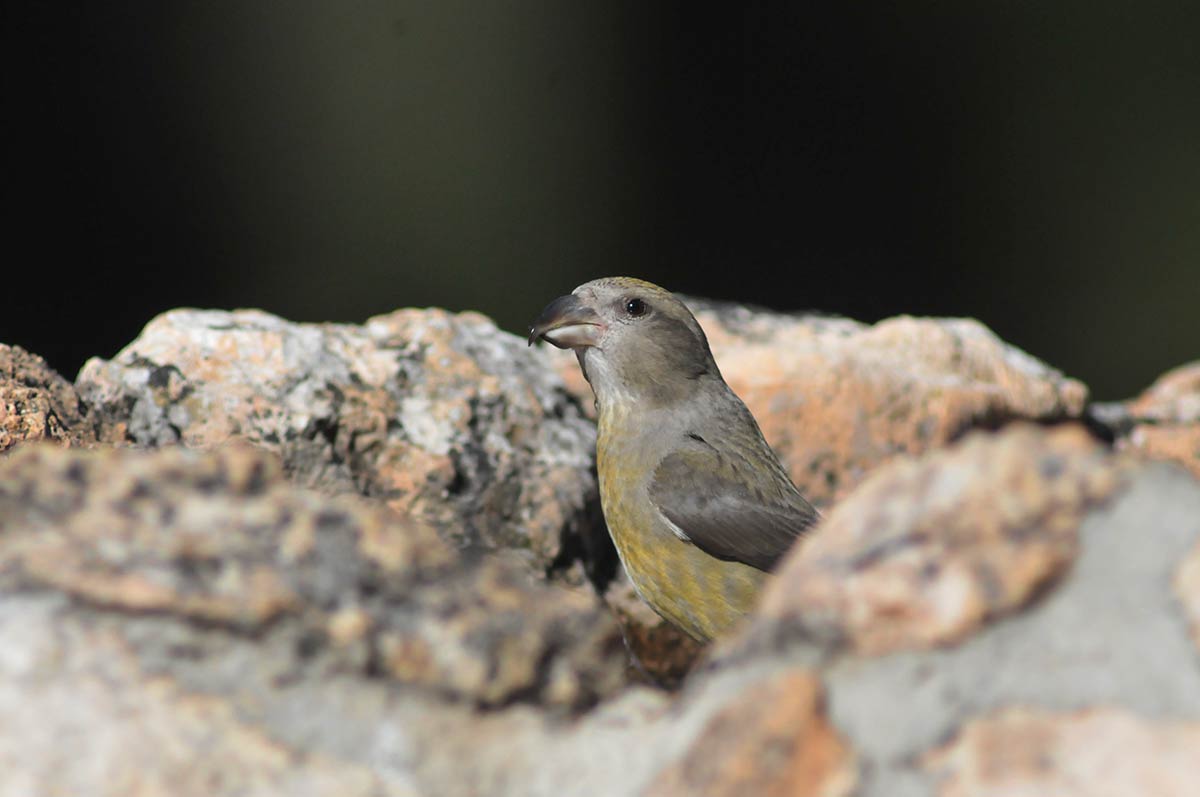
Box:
[736,425,1119,657]
[1107,361,1200,480]
[2,299,1199,796]
[0,445,625,709]
[3,425,1197,797]
[924,707,1200,797]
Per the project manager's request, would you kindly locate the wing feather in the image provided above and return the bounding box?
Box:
[648,440,818,572]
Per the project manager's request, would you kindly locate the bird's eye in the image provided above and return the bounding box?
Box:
[624,298,647,317]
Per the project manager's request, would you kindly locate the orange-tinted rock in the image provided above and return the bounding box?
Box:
[1126,361,1200,422]
[925,707,1200,797]
[1123,424,1200,480]
[75,308,601,573]
[647,670,856,797]
[603,577,702,688]
[1116,361,1200,480]
[733,424,1120,657]
[1176,538,1200,655]
[0,343,95,451]
[0,444,625,708]
[546,305,1087,506]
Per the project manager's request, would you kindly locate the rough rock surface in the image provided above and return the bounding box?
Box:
[925,707,1200,797]
[0,444,625,709]
[1109,361,1200,480]
[545,303,1088,507]
[75,308,608,580]
[4,305,1200,797]
[4,421,1198,797]
[733,424,1120,657]
[647,670,857,797]
[0,343,96,451]
[782,447,1200,797]
[603,579,703,688]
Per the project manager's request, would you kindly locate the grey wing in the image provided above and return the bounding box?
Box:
[648,441,818,573]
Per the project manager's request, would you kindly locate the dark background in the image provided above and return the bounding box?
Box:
[8,3,1198,399]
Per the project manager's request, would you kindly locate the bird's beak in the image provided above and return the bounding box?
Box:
[527,293,604,349]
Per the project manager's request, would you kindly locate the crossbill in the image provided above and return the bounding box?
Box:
[529,277,818,642]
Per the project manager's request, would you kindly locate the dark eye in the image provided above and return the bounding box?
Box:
[624,298,647,317]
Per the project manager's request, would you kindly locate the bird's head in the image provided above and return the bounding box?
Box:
[528,277,721,408]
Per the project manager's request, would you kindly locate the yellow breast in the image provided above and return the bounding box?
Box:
[596,409,765,642]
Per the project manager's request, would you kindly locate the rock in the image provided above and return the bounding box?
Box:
[730,424,1120,658]
[1126,361,1200,423]
[924,707,1200,797]
[1176,538,1200,654]
[1111,361,1200,480]
[74,308,607,578]
[545,303,1088,507]
[0,444,625,708]
[9,300,1200,797]
[0,343,95,451]
[811,457,1200,797]
[3,410,1199,796]
[0,599,405,797]
[603,577,703,688]
[646,670,857,797]
[1121,423,1200,479]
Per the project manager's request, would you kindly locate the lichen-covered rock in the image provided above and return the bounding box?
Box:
[924,707,1200,797]
[546,304,1088,507]
[8,300,1199,797]
[3,392,1199,797]
[0,444,625,708]
[0,343,95,451]
[732,424,1119,657]
[74,308,604,574]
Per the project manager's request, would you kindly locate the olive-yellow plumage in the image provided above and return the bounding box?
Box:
[529,277,817,642]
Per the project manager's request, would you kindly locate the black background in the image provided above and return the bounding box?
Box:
[8,3,1199,399]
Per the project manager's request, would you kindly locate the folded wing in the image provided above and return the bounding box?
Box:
[648,441,818,572]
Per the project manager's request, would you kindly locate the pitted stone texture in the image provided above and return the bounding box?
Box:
[3,443,1199,797]
[0,444,624,708]
[646,670,856,797]
[545,303,1087,507]
[0,343,96,451]
[731,424,1119,658]
[924,707,1200,797]
[75,308,599,571]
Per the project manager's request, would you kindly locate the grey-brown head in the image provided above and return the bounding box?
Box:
[528,277,723,409]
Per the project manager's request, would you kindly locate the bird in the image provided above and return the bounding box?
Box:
[528,277,818,642]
